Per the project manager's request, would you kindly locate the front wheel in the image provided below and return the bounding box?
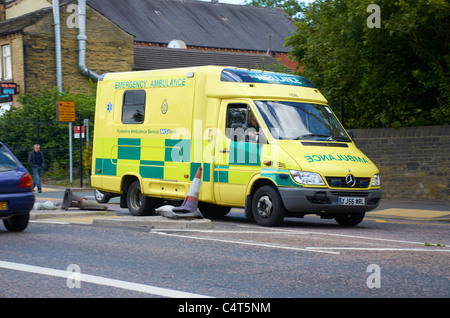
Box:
[334,213,365,226]
[252,186,285,226]
[127,181,161,216]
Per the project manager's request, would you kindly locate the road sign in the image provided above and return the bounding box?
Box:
[57,101,76,122]
[74,125,85,139]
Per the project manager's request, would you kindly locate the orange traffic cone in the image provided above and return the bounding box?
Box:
[173,167,202,213]
[61,189,108,211]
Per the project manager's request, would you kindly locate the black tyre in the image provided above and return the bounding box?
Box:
[127,181,159,216]
[94,189,111,203]
[198,202,231,219]
[3,212,30,232]
[252,186,285,226]
[334,213,365,226]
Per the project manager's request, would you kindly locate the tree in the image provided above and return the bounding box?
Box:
[244,0,307,20]
[286,0,450,128]
[0,85,96,177]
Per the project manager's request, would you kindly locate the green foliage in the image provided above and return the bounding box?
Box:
[255,55,293,73]
[244,0,307,20]
[82,142,93,178]
[0,84,97,177]
[286,0,450,128]
[424,242,446,247]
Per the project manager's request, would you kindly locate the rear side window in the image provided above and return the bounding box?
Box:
[0,146,18,172]
[122,90,146,124]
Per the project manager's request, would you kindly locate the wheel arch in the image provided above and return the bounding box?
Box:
[246,176,278,197]
[121,174,141,193]
[244,176,278,220]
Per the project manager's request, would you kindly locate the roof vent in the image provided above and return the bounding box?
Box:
[168,40,187,49]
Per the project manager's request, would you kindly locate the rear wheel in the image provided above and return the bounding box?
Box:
[334,213,365,226]
[252,186,285,226]
[94,189,111,203]
[127,181,161,216]
[3,212,30,232]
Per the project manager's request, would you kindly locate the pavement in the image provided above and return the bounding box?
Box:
[29,184,450,228]
[31,185,213,229]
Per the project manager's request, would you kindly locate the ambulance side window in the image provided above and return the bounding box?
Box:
[225,103,261,143]
[122,90,146,124]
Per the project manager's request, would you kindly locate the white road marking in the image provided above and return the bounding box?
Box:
[30,220,70,225]
[151,228,450,254]
[306,247,450,253]
[153,228,428,245]
[151,228,428,245]
[152,229,309,235]
[268,228,431,246]
[0,260,210,298]
[151,231,340,255]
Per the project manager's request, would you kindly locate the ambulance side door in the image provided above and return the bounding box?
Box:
[214,101,260,206]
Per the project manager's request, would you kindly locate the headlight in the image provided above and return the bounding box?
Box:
[289,170,325,185]
[372,174,380,186]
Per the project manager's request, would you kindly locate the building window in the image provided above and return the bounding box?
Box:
[122,90,146,124]
[2,45,12,80]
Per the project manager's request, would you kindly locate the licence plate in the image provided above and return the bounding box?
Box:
[338,197,365,206]
[0,202,7,211]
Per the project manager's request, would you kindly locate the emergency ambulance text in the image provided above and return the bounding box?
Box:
[114,77,186,90]
[304,154,371,164]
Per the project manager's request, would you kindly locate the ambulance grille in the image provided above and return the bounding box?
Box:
[326,177,371,189]
[330,191,369,197]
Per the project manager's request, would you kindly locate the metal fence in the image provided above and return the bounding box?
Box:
[0,116,85,180]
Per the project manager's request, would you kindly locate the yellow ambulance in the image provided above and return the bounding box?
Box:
[91,66,381,226]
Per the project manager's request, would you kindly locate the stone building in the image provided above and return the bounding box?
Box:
[3,0,55,19]
[0,0,134,111]
[0,0,298,112]
[88,0,298,72]
[2,0,298,73]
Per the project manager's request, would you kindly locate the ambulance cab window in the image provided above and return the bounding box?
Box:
[225,103,260,143]
[122,90,146,124]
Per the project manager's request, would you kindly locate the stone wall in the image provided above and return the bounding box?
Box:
[22,4,134,95]
[352,125,450,202]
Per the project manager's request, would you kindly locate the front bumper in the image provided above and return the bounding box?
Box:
[278,187,381,214]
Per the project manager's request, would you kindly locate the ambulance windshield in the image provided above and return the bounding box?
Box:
[254,101,351,142]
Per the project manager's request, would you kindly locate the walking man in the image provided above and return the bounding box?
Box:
[28,144,46,193]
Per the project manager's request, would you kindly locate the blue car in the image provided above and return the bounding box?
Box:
[0,142,35,231]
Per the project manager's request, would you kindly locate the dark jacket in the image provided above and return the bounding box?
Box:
[28,150,46,169]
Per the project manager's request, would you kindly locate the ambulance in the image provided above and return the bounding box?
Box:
[91,66,381,226]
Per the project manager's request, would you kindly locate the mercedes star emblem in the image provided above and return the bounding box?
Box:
[345,174,357,187]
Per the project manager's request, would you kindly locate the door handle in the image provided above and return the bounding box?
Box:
[219,149,230,153]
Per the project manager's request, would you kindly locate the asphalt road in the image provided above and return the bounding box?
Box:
[0,187,449,303]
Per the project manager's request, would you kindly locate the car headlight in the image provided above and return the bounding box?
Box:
[372,174,380,186]
[289,170,325,185]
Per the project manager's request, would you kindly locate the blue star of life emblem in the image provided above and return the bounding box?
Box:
[107,102,113,113]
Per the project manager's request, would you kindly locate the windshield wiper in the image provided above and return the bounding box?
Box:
[294,134,351,142]
[333,136,351,142]
[294,134,332,140]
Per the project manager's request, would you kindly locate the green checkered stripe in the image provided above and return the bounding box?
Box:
[213,141,260,183]
[95,138,296,186]
[95,138,210,181]
[212,142,298,187]
[260,168,299,187]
